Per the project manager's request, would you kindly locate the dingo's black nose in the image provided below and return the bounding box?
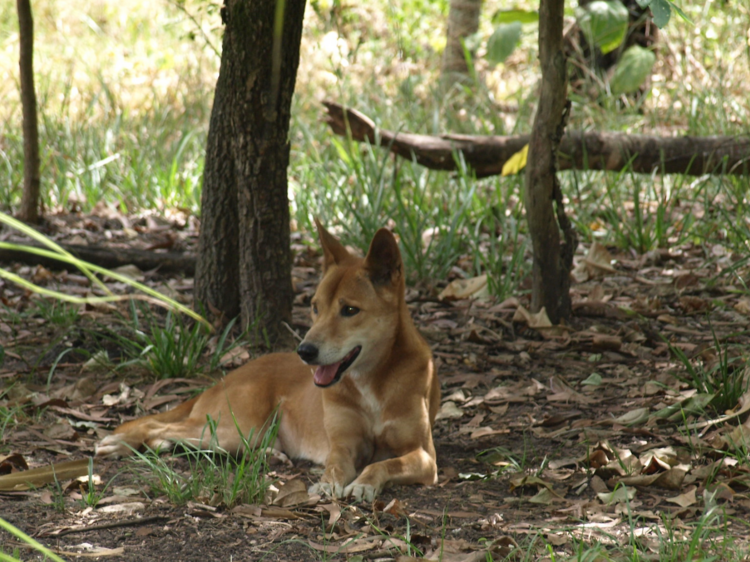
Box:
[297,342,318,363]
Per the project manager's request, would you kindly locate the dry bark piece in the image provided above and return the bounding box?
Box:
[0,458,94,491]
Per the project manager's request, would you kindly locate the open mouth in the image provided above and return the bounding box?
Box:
[313,346,362,387]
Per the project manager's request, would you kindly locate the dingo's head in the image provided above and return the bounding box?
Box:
[297,220,404,387]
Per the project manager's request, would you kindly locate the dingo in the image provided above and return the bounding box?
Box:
[96,221,440,501]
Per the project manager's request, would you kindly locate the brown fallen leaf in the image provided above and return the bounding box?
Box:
[679,295,711,313]
[666,486,698,508]
[318,502,341,529]
[307,537,380,553]
[513,305,571,338]
[470,426,510,439]
[44,420,78,441]
[272,478,309,508]
[513,305,552,329]
[98,502,146,514]
[436,401,464,420]
[261,505,305,519]
[528,486,567,505]
[438,275,490,302]
[547,376,595,405]
[592,334,622,351]
[58,546,126,558]
[0,453,29,475]
[52,377,98,401]
[571,242,616,283]
[219,346,250,368]
[231,503,304,520]
[734,297,750,316]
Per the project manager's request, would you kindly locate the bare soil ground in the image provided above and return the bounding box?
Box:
[2,212,750,561]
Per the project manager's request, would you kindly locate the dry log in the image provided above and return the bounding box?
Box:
[0,241,195,275]
[323,101,750,177]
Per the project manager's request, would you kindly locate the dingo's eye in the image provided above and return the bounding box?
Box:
[312,303,318,315]
[341,305,360,317]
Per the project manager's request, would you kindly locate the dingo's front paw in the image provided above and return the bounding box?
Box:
[343,481,379,502]
[308,480,345,499]
[95,434,130,458]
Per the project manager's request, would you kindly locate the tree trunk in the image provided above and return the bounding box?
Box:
[323,101,750,177]
[442,0,483,79]
[194,15,240,324]
[16,0,41,224]
[524,0,576,323]
[195,0,304,346]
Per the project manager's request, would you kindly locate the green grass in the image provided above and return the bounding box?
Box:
[0,516,67,562]
[127,410,280,507]
[1,0,749,297]
[668,334,748,416]
[0,404,22,441]
[1,4,748,556]
[29,298,80,328]
[79,457,109,508]
[506,507,750,562]
[93,303,249,379]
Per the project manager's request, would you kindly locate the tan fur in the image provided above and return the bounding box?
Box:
[96,222,439,500]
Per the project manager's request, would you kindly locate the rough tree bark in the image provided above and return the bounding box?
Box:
[323,102,750,177]
[16,0,41,224]
[195,0,305,345]
[524,0,576,323]
[442,0,483,79]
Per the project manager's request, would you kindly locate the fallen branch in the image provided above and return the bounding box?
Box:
[0,241,196,275]
[323,101,750,177]
[41,515,169,538]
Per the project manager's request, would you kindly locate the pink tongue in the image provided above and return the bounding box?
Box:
[314,362,341,386]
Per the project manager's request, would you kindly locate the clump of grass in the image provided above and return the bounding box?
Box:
[669,327,748,416]
[97,302,250,378]
[30,298,80,328]
[128,410,280,507]
[138,311,210,379]
[293,128,531,296]
[0,405,22,441]
[78,457,110,509]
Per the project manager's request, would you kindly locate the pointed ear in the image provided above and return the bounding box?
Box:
[315,218,350,271]
[364,228,402,287]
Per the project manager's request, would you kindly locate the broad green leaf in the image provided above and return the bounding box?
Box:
[486,22,522,66]
[635,0,652,8]
[649,0,671,28]
[492,9,539,25]
[501,144,529,176]
[610,45,656,96]
[577,1,629,55]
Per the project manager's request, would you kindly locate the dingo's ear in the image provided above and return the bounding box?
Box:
[364,228,402,287]
[315,218,350,271]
